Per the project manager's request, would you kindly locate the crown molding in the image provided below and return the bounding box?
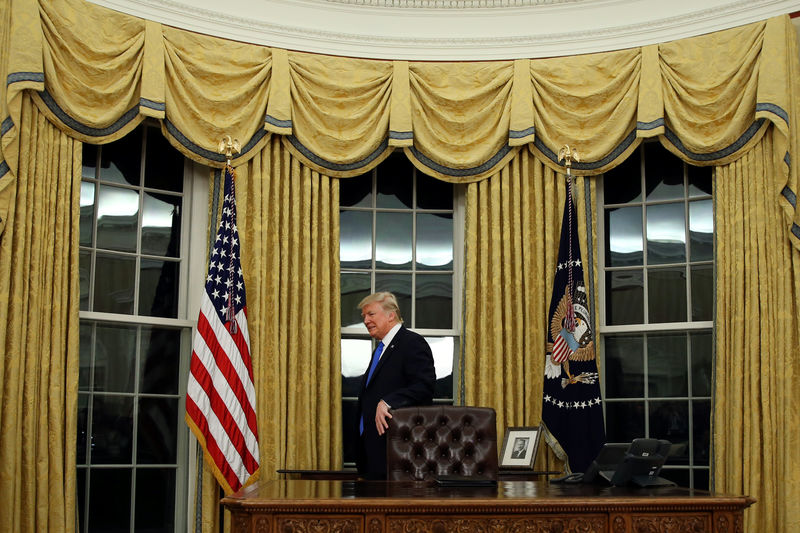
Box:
[86,0,800,60]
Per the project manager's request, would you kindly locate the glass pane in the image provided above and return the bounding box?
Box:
[80,181,95,246]
[693,400,711,466]
[693,469,710,491]
[605,270,643,325]
[137,397,178,463]
[79,250,91,311]
[82,144,97,179]
[603,149,642,204]
[342,400,359,464]
[415,274,452,329]
[647,333,687,397]
[139,258,179,318]
[79,323,93,390]
[604,401,645,442]
[375,273,411,322]
[340,173,372,208]
[142,193,181,257]
[340,211,372,269]
[94,324,137,393]
[427,336,454,399]
[417,172,454,210]
[341,338,372,397]
[645,143,683,201]
[661,468,690,488]
[376,154,412,209]
[96,184,139,253]
[649,400,689,462]
[690,332,713,397]
[91,395,134,463]
[144,127,184,192]
[94,253,136,314]
[375,212,412,269]
[88,469,131,531]
[603,334,644,398]
[341,272,371,328]
[99,128,141,186]
[136,469,176,533]
[77,468,86,530]
[416,213,453,270]
[689,199,713,261]
[140,327,181,394]
[691,264,713,321]
[688,165,713,197]
[77,394,89,464]
[604,206,642,267]
[648,267,687,323]
[646,203,685,265]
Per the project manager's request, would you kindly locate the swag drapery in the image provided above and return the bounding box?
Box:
[1,0,800,532]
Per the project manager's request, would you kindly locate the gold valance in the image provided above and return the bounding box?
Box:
[1,0,799,247]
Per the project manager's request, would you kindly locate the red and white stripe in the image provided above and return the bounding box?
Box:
[551,332,573,363]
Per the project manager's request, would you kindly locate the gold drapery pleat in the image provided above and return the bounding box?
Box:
[2,0,798,248]
[0,95,80,533]
[714,129,800,533]
[463,149,598,470]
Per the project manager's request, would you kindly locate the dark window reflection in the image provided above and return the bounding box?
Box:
[693,400,711,466]
[80,250,91,311]
[693,469,710,491]
[691,265,713,321]
[137,397,178,464]
[77,468,86,529]
[77,394,89,464]
[94,325,137,393]
[80,180,95,246]
[604,401,645,442]
[79,323,93,390]
[605,270,643,325]
[648,267,687,323]
[139,259,179,318]
[136,469,176,533]
[645,143,683,201]
[82,144,97,179]
[341,272,372,328]
[144,127,183,193]
[93,254,135,314]
[140,327,181,394]
[649,400,689,464]
[688,164,713,197]
[340,173,372,208]
[89,469,132,531]
[377,153,413,209]
[603,335,644,398]
[604,149,642,204]
[142,192,181,257]
[647,334,688,397]
[91,395,134,464]
[415,274,452,329]
[375,273,411,321]
[660,468,690,488]
[417,172,454,210]
[100,128,141,186]
[690,332,713,397]
[604,206,643,267]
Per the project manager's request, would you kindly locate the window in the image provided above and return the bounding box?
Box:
[599,142,713,489]
[339,152,463,465]
[77,125,205,532]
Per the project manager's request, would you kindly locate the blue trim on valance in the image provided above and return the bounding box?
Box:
[7,72,44,85]
[509,126,535,139]
[287,135,388,172]
[664,118,766,162]
[0,160,9,179]
[40,90,139,137]
[140,98,165,112]
[265,114,292,129]
[756,102,789,126]
[389,130,413,140]
[783,185,797,209]
[1,117,13,136]
[164,119,268,163]
[637,118,664,131]
[535,130,638,171]
[408,143,513,178]
[793,223,800,241]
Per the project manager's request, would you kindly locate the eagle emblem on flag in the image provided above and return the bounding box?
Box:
[545,284,598,389]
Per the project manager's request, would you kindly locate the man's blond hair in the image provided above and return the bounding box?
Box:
[358,292,403,323]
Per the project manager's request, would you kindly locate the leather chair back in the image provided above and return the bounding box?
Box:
[386,405,498,481]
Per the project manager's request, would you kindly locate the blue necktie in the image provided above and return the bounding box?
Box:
[360,341,385,434]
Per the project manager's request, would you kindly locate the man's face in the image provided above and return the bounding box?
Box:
[361,302,395,340]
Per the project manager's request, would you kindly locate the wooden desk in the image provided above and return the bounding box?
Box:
[222,479,755,533]
[277,469,562,481]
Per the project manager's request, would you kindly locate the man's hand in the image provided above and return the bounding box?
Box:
[375,400,392,435]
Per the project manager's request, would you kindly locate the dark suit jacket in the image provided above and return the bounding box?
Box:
[356,325,435,478]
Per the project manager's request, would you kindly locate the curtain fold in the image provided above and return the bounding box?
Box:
[0,95,80,533]
[714,129,800,533]
[463,149,598,470]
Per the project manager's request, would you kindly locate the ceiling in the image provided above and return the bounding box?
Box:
[87,0,800,60]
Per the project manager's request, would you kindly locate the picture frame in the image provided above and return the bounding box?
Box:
[499,425,542,469]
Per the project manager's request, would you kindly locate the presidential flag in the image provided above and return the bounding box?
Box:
[185,165,260,495]
[542,182,605,474]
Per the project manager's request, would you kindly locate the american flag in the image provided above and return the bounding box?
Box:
[185,165,260,495]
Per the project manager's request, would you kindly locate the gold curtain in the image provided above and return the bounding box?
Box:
[714,129,800,533]
[463,149,598,471]
[0,95,80,533]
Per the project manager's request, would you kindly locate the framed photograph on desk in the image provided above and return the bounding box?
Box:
[500,425,542,469]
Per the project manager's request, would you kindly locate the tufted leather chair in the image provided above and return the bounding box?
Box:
[385,405,498,481]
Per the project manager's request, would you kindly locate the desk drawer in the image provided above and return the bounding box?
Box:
[387,514,607,532]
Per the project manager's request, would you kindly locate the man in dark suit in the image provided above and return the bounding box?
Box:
[356,292,436,479]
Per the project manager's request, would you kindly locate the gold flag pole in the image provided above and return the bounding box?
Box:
[557,144,581,338]
[218,135,241,167]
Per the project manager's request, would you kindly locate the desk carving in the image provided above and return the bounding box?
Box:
[222,480,754,533]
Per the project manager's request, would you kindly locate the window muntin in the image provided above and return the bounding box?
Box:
[600,142,713,490]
